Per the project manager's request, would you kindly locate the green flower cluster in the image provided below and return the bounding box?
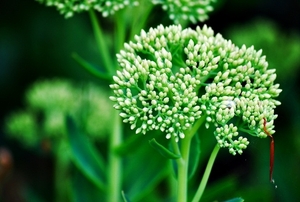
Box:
[215,124,248,155]
[5,79,113,149]
[36,0,139,18]
[152,0,216,23]
[110,24,281,155]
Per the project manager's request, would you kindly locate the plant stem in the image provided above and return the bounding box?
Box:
[172,115,206,202]
[176,134,193,202]
[114,9,126,53]
[108,110,123,202]
[192,144,220,202]
[55,142,71,202]
[89,10,114,75]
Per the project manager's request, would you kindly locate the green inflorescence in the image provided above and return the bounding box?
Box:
[110,24,281,155]
[151,0,217,24]
[36,0,139,18]
[36,0,217,24]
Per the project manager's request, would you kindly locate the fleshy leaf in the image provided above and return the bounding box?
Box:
[72,52,111,80]
[149,138,181,159]
[224,197,244,202]
[71,164,105,202]
[114,132,143,156]
[66,116,106,190]
[123,139,169,201]
[121,191,131,202]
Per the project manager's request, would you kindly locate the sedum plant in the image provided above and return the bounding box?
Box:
[4,0,282,201]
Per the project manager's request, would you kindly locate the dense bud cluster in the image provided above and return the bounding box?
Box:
[110,24,281,155]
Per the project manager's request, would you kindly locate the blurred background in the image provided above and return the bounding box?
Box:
[1,0,300,201]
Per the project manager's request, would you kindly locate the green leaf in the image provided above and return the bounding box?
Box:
[71,52,112,80]
[114,130,164,156]
[66,116,107,191]
[149,138,181,159]
[200,176,239,202]
[224,197,244,202]
[113,131,143,156]
[188,132,201,179]
[121,191,131,202]
[71,164,105,202]
[123,138,170,201]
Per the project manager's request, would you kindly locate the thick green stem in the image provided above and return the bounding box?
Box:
[192,144,220,202]
[55,142,71,202]
[114,9,126,53]
[176,135,193,202]
[89,10,114,75]
[173,115,206,202]
[108,110,123,202]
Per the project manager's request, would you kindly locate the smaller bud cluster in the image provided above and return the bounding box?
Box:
[36,0,139,18]
[215,124,249,155]
[151,0,216,24]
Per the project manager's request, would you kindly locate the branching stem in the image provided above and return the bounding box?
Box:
[173,115,206,202]
[176,134,193,202]
[108,111,123,202]
[192,144,220,202]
